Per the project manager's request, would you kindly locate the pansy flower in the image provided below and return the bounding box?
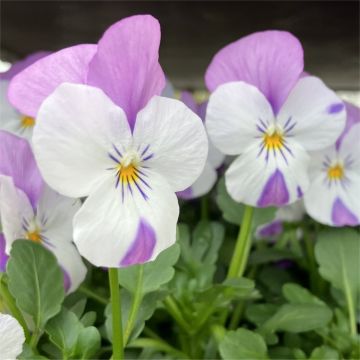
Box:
[0,131,86,293]
[0,52,50,140]
[0,313,25,359]
[205,31,346,207]
[176,91,225,199]
[304,103,360,226]
[17,16,208,268]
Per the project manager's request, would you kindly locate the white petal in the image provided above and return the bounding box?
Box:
[206,81,274,155]
[133,96,208,192]
[73,171,179,268]
[47,243,87,294]
[187,161,217,199]
[0,176,33,253]
[207,138,225,169]
[33,83,132,198]
[0,314,25,360]
[225,139,309,207]
[277,77,346,151]
[339,123,360,172]
[276,200,305,222]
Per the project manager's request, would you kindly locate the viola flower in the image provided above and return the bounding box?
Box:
[29,16,208,268]
[176,91,225,199]
[256,201,305,240]
[304,103,360,226]
[205,31,346,207]
[0,131,87,293]
[0,313,25,359]
[0,52,50,140]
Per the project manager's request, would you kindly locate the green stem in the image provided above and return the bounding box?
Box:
[201,196,209,221]
[163,295,192,334]
[108,268,124,360]
[228,301,246,330]
[0,277,30,341]
[303,230,317,290]
[227,206,254,278]
[29,329,40,351]
[79,285,108,305]
[124,265,144,345]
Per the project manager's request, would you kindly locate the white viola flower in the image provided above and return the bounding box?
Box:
[205,31,346,207]
[0,313,25,360]
[304,105,360,226]
[0,52,49,141]
[177,91,225,199]
[33,84,207,268]
[0,131,87,293]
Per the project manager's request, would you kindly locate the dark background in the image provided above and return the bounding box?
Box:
[1,1,359,90]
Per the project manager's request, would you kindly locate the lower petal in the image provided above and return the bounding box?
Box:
[73,172,179,268]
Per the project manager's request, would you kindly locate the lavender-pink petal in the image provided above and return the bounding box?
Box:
[87,15,165,129]
[336,102,360,149]
[0,234,8,272]
[0,131,44,208]
[8,45,97,117]
[0,51,51,80]
[331,198,358,226]
[205,30,304,114]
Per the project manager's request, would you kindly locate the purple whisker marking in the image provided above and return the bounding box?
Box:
[285,122,296,134]
[143,153,154,161]
[257,169,290,207]
[141,144,150,157]
[278,148,288,164]
[127,179,133,195]
[257,125,266,133]
[283,143,293,157]
[112,144,123,158]
[328,103,345,114]
[265,149,270,163]
[297,186,303,198]
[121,181,125,203]
[22,217,29,226]
[136,168,148,178]
[133,178,148,200]
[283,116,292,130]
[109,153,120,164]
[257,143,266,158]
[259,119,268,130]
[22,224,28,232]
[120,219,156,266]
[106,167,115,171]
[137,175,151,189]
[115,175,120,188]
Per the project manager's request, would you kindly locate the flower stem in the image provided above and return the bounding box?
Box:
[163,295,192,334]
[79,285,108,305]
[108,268,124,360]
[201,196,209,221]
[227,205,254,278]
[124,265,144,344]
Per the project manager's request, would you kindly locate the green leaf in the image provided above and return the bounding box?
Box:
[315,229,360,305]
[80,311,96,327]
[282,283,326,306]
[75,326,101,359]
[309,346,339,360]
[219,329,268,360]
[246,304,279,326]
[118,244,180,295]
[249,248,297,265]
[262,304,332,333]
[45,307,81,357]
[7,240,64,329]
[19,344,48,359]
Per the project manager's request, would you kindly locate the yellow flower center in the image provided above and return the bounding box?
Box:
[21,116,35,128]
[117,151,140,186]
[327,164,344,180]
[264,130,284,150]
[26,230,42,243]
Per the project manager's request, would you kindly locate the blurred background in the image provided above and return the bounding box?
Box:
[1,1,359,101]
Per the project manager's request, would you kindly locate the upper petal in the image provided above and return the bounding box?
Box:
[339,123,360,172]
[87,15,165,128]
[205,30,304,113]
[277,77,346,151]
[8,44,96,117]
[0,314,25,359]
[0,130,44,208]
[0,51,50,80]
[133,96,208,192]
[73,171,179,268]
[206,81,274,155]
[33,83,132,198]
[336,103,360,149]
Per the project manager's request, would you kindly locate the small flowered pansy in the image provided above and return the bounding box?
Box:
[205,31,346,207]
[15,16,208,268]
[0,131,86,293]
[0,52,50,140]
[304,103,360,226]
